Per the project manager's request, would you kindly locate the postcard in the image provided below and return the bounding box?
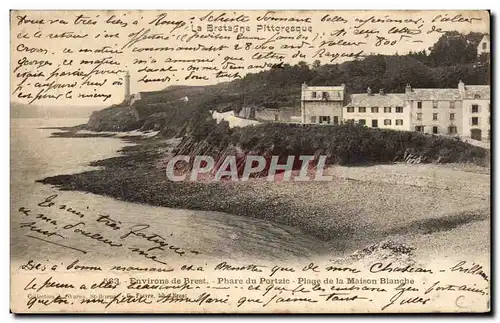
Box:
[10,9,490,313]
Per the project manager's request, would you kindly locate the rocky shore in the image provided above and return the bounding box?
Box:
[38,133,490,253]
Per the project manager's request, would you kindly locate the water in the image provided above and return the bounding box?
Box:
[11,118,327,268]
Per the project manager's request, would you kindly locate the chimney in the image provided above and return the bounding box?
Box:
[405,84,412,93]
[458,80,465,91]
[301,82,307,101]
[367,87,372,95]
[458,80,465,98]
[379,88,385,95]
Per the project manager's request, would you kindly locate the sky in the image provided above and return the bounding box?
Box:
[10,10,490,108]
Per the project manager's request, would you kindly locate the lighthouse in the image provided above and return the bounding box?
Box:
[124,71,131,103]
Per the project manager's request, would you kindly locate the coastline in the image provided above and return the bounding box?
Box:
[37,131,491,259]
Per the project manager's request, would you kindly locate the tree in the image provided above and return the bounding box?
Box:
[312,60,321,70]
[428,31,482,66]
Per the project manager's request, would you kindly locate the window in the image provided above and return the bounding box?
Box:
[311,92,317,98]
[472,104,479,113]
[417,113,422,121]
[448,126,457,134]
[472,117,479,126]
[274,114,279,121]
[433,113,438,121]
[347,107,354,113]
[450,113,455,121]
[415,126,424,132]
[396,107,403,113]
[433,101,438,109]
[358,119,366,126]
[396,119,403,126]
[384,107,391,113]
[371,106,379,113]
[384,119,391,125]
[417,101,422,109]
[310,116,316,123]
[482,42,487,50]
[471,128,482,140]
[322,92,328,100]
[372,119,378,128]
[333,116,339,125]
[319,116,331,124]
[450,101,455,109]
[359,107,366,113]
[433,126,438,134]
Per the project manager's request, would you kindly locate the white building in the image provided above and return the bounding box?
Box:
[405,85,464,136]
[343,88,410,131]
[300,81,490,141]
[477,34,490,56]
[300,84,346,125]
[460,83,490,141]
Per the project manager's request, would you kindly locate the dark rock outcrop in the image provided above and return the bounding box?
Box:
[86,105,143,132]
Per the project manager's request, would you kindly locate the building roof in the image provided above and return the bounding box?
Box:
[303,85,345,91]
[406,88,462,101]
[346,93,406,107]
[480,34,490,42]
[463,85,490,100]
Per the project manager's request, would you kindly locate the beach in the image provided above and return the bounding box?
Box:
[38,131,491,264]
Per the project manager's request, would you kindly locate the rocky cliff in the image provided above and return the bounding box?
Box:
[86,105,142,132]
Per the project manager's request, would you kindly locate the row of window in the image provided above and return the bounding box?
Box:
[417,101,456,109]
[346,106,404,113]
[417,102,486,110]
[346,119,404,126]
[348,104,483,113]
[310,91,341,99]
[309,116,404,126]
[416,117,486,127]
[416,113,455,121]
[311,116,487,127]
[310,116,339,124]
[345,107,482,117]
[416,113,490,123]
[415,126,458,134]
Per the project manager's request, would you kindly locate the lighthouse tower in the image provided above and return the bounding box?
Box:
[124,71,131,103]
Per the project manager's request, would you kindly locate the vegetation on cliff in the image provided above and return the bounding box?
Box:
[87,104,142,131]
[86,31,490,133]
[175,122,489,168]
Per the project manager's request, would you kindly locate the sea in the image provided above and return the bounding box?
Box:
[11,118,328,268]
